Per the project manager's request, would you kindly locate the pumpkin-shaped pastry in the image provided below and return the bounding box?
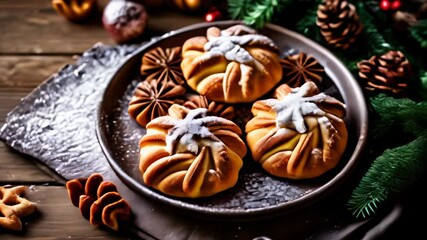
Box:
[245,82,348,179]
[181,24,283,103]
[138,105,247,198]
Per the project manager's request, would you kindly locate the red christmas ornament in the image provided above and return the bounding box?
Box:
[205,7,222,22]
[379,0,401,11]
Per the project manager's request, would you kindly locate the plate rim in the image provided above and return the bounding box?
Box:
[95,20,369,221]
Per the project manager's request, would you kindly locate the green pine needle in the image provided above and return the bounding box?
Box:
[409,19,427,48]
[356,1,393,55]
[228,0,292,29]
[227,0,252,20]
[348,136,427,218]
[370,94,427,135]
[348,95,427,219]
[294,0,323,43]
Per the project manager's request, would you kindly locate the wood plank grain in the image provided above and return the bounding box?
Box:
[0,142,56,184]
[0,55,74,89]
[0,91,27,126]
[0,0,203,54]
[0,0,114,54]
[0,185,129,239]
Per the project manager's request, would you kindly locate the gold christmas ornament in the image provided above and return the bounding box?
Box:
[169,0,206,12]
[52,0,97,22]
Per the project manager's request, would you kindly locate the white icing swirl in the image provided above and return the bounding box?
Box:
[203,28,277,64]
[267,83,328,133]
[165,108,224,154]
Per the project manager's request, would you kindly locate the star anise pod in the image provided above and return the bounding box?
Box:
[183,94,235,120]
[280,52,324,87]
[140,46,185,85]
[128,79,186,127]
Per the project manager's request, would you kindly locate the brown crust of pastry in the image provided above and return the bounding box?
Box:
[181,25,283,103]
[245,82,348,179]
[138,105,246,198]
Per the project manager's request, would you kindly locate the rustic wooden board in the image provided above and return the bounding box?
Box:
[0,0,113,54]
[0,185,129,239]
[0,0,203,55]
[0,142,55,183]
[0,1,203,239]
[0,91,26,125]
[0,56,74,89]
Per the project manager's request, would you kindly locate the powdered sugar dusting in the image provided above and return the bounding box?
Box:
[268,83,328,133]
[165,108,224,154]
[203,27,276,64]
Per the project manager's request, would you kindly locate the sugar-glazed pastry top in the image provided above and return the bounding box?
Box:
[138,105,247,198]
[245,81,348,179]
[181,24,283,103]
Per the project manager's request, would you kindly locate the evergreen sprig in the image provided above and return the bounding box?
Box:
[347,94,427,218]
[409,19,427,48]
[356,1,393,56]
[348,136,427,218]
[294,0,323,43]
[227,0,293,29]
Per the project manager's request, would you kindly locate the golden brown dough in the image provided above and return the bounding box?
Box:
[245,82,348,179]
[181,24,283,103]
[138,105,247,198]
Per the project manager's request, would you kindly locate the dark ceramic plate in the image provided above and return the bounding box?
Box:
[96,20,368,221]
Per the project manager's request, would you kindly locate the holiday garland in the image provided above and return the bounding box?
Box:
[228,0,427,219]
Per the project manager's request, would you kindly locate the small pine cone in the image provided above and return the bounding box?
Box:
[357,50,411,96]
[316,0,363,50]
[66,173,132,231]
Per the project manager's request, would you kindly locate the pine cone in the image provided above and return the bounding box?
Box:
[316,0,363,50]
[66,173,132,231]
[357,50,411,96]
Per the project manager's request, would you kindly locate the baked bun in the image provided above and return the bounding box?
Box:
[138,105,247,198]
[181,24,283,103]
[245,82,348,179]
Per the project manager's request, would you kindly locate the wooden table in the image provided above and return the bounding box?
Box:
[0,1,202,239]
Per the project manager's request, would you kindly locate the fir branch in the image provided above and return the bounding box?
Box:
[356,1,393,56]
[294,0,323,43]
[422,71,427,85]
[370,94,427,135]
[348,136,427,218]
[228,0,292,29]
[227,0,253,20]
[409,19,427,48]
